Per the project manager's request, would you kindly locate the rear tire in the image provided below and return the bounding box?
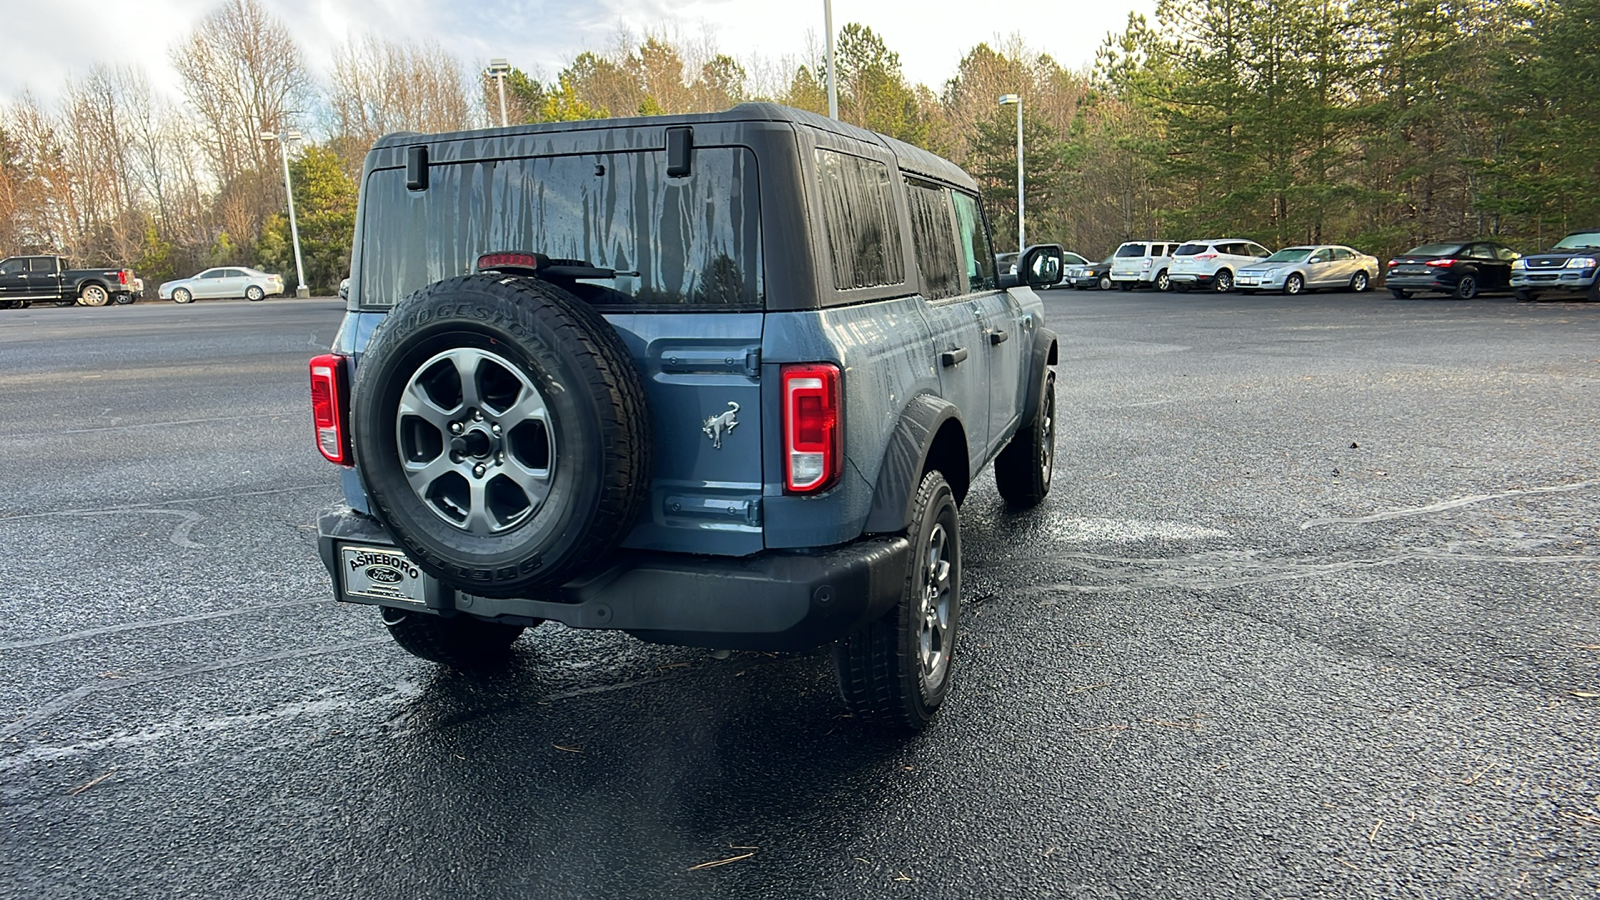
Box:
[1515,288,1535,302]
[1154,269,1171,291]
[1350,271,1370,292]
[79,284,109,307]
[833,470,961,732]
[994,373,1054,507]
[1390,288,1411,300]
[381,608,527,670]
[1117,282,1133,292]
[1213,270,1234,292]
[245,285,265,301]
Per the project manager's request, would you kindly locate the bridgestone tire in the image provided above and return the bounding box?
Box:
[350,274,652,598]
[382,608,526,670]
[833,470,961,732]
[994,372,1054,507]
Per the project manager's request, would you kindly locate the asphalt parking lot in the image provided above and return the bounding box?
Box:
[1,290,1596,898]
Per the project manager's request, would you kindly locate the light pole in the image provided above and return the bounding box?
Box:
[998,94,1024,253]
[260,129,308,298]
[824,1,837,119]
[487,58,511,127]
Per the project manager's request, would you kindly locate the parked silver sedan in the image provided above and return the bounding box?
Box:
[160,267,285,304]
[1235,245,1379,295]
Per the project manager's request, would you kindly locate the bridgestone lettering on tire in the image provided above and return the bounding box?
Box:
[833,470,961,732]
[351,274,652,598]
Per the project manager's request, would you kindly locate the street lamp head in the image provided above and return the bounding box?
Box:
[998,94,1021,105]
[487,58,511,75]
[260,131,278,141]
[285,129,303,143]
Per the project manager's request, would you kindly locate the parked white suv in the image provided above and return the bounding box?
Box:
[1168,239,1273,292]
[1109,241,1182,291]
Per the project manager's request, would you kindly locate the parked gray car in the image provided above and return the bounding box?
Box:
[1236,245,1378,295]
[160,266,285,303]
[309,103,1064,732]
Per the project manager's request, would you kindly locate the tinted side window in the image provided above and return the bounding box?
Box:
[951,191,996,292]
[1247,243,1272,257]
[28,258,57,273]
[905,181,962,301]
[815,149,905,291]
[1332,248,1353,260]
[0,259,23,275]
[1467,244,1496,260]
[1116,243,1147,258]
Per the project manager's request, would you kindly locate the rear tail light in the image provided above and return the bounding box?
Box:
[309,354,352,466]
[782,363,841,494]
[1195,253,1218,261]
[1141,258,1152,269]
[1426,258,1456,268]
[1387,259,1400,267]
[117,269,130,285]
[477,252,543,271]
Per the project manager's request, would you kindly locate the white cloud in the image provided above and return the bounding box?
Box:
[0,0,1153,109]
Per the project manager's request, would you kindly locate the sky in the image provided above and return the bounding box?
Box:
[0,0,1154,110]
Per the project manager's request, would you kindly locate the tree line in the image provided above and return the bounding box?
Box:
[1,0,1594,293]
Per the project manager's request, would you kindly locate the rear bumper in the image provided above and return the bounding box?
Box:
[1386,274,1454,290]
[1168,272,1213,285]
[316,506,910,651]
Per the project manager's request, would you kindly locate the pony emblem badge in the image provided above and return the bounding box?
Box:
[702,402,739,449]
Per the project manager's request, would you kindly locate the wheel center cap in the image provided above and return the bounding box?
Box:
[452,428,495,459]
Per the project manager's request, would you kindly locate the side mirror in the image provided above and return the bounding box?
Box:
[1019,244,1064,289]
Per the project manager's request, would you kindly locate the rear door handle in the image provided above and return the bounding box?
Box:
[941,348,968,367]
[988,330,1009,345]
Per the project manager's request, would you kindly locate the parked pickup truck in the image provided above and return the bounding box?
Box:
[0,255,139,308]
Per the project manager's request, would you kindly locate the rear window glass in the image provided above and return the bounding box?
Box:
[1175,243,1207,255]
[815,149,905,291]
[360,147,762,309]
[1116,243,1147,258]
[1405,243,1464,256]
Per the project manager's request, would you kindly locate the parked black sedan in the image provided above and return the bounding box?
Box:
[1386,240,1518,299]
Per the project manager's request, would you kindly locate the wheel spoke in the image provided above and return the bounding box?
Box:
[463,478,494,535]
[499,388,548,425]
[499,457,553,506]
[452,351,484,411]
[402,453,457,495]
[398,380,456,430]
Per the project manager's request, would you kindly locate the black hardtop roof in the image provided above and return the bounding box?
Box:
[372,102,978,193]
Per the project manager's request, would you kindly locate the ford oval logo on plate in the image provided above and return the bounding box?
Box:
[366,565,404,585]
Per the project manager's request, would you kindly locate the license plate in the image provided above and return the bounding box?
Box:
[1238,276,1258,285]
[1399,267,1426,275]
[341,545,427,604]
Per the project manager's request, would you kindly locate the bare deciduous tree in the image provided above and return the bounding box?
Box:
[328,35,473,174]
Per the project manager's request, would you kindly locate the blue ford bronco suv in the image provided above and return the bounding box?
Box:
[310,104,1063,730]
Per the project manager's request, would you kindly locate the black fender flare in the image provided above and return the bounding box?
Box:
[1017,327,1059,431]
[863,394,966,535]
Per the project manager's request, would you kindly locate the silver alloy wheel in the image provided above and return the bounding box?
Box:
[1155,269,1170,291]
[173,288,192,304]
[245,285,264,301]
[1285,274,1304,295]
[80,284,108,307]
[916,521,955,692]
[396,347,556,535]
[1352,271,1369,292]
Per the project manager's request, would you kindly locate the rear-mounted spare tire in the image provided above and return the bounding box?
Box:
[350,274,651,598]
